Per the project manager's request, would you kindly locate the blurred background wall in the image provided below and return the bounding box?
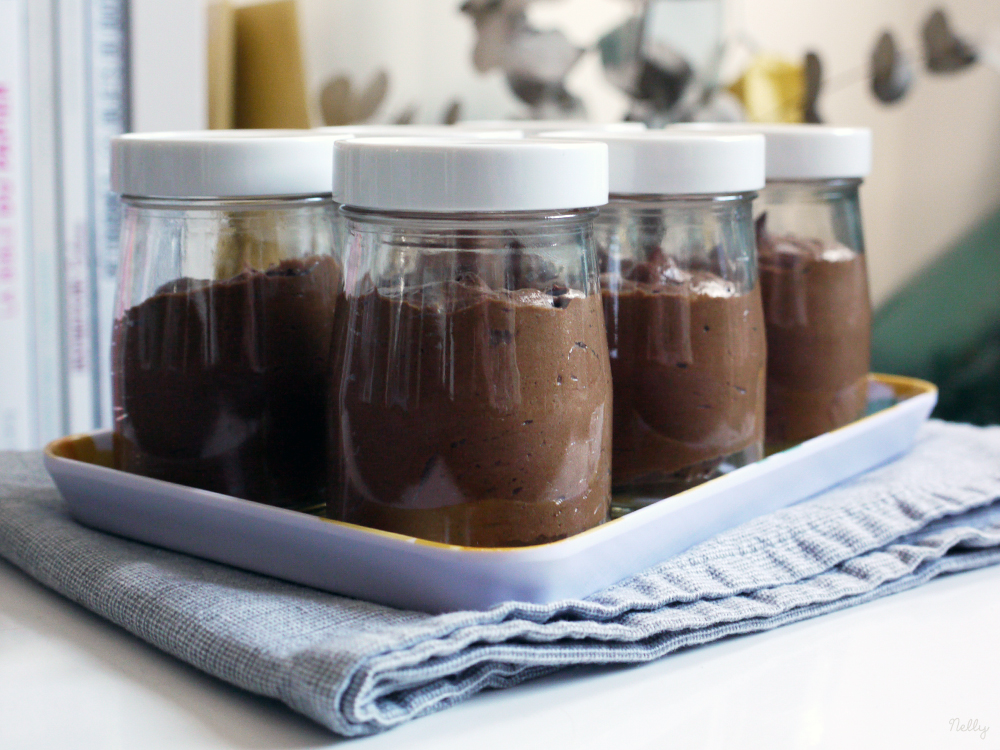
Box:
[131,0,208,131]
[286,0,1000,306]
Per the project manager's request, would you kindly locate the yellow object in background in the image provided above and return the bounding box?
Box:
[213,211,285,280]
[208,1,236,129]
[729,54,806,123]
[234,0,310,129]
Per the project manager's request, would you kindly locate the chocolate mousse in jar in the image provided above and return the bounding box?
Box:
[753,126,873,449]
[330,137,613,547]
[110,131,342,511]
[544,131,767,511]
[672,124,873,450]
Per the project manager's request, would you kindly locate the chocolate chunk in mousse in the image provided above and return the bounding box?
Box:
[332,273,612,547]
[603,251,766,493]
[113,254,343,510]
[756,214,872,447]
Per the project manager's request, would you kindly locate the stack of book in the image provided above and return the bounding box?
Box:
[0,0,128,450]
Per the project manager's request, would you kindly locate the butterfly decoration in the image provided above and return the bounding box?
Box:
[871,31,913,104]
[321,2,997,127]
[923,9,977,73]
[319,70,389,125]
[460,0,585,118]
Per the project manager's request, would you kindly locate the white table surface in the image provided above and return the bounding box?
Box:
[1,555,998,750]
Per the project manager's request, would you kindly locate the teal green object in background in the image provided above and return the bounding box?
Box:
[872,205,1000,424]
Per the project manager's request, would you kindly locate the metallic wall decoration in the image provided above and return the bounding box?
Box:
[871,31,912,104]
[441,99,463,124]
[598,0,733,124]
[460,0,729,123]
[320,69,389,125]
[867,8,988,107]
[392,104,419,124]
[598,15,692,114]
[461,0,584,118]
[451,1,995,124]
[803,51,822,123]
[923,8,977,73]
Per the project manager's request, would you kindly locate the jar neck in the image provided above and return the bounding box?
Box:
[762,179,862,205]
[599,192,755,226]
[756,178,864,253]
[595,191,758,293]
[607,191,756,209]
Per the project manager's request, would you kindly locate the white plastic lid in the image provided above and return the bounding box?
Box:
[111,130,345,198]
[317,124,523,139]
[333,137,609,212]
[541,130,765,196]
[454,119,647,134]
[669,123,872,180]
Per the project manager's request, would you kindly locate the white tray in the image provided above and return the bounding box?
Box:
[44,374,937,614]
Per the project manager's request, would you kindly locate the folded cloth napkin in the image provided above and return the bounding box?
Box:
[2,419,1000,736]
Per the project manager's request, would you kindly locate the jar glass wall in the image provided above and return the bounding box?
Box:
[755,179,871,448]
[597,193,766,509]
[331,207,613,547]
[112,196,341,511]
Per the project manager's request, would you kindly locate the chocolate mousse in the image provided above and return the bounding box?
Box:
[331,274,612,547]
[756,214,872,447]
[113,254,342,510]
[603,251,766,495]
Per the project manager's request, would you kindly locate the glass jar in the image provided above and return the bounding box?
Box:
[755,130,872,448]
[756,178,871,448]
[110,132,341,511]
[330,137,612,547]
[672,124,873,449]
[545,131,767,511]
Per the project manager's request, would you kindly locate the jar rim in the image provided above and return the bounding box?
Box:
[339,205,599,225]
[120,194,334,210]
[607,191,758,203]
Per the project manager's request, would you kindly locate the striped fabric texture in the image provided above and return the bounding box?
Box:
[1,420,999,736]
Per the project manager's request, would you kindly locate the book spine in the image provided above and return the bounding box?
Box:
[0,0,36,450]
[26,0,66,445]
[55,0,98,435]
[89,0,129,430]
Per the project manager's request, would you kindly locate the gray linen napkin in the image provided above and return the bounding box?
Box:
[2,419,1000,737]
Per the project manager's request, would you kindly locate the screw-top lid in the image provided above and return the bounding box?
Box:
[670,123,872,180]
[541,130,765,196]
[333,137,609,212]
[317,124,524,139]
[111,130,345,198]
[454,119,646,134]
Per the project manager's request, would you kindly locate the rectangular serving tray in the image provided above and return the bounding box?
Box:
[44,374,937,614]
